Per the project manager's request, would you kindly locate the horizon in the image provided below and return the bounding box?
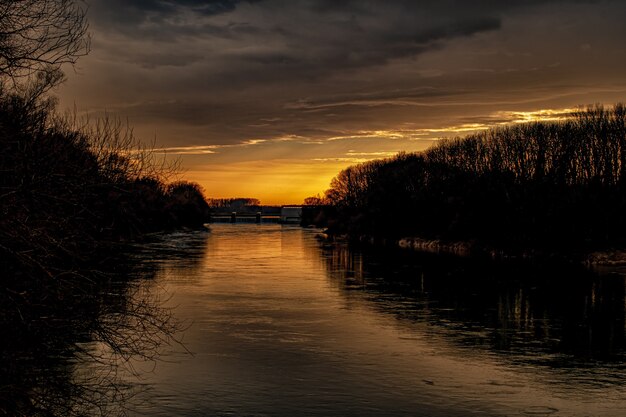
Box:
[58,0,626,205]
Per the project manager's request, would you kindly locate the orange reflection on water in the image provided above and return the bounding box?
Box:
[116,225,626,417]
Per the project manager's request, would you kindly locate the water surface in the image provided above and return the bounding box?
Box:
[119,224,626,416]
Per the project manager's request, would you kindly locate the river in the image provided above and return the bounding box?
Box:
[99,224,626,416]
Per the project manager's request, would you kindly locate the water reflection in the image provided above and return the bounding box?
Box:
[129,225,626,417]
[321,242,626,367]
[0,230,210,416]
[19,225,624,416]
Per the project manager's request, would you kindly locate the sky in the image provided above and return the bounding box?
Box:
[58,0,626,204]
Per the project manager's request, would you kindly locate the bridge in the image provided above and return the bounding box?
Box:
[209,206,302,224]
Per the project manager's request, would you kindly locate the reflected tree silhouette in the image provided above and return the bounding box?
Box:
[0,230,209,417]
[318,242,626,365]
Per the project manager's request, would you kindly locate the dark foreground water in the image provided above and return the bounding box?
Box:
[80,225,626,415]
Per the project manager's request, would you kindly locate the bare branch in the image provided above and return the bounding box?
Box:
[0,0,90,84]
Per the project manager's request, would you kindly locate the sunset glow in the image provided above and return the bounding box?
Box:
[5,2,626,416]
[58,1,626,204]
[185,159,367,205]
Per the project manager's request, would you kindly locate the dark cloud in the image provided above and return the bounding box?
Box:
[65,0,626,149]
[54,0,626,201]
[89,0,262,30]
[87,0,608,80]
[97,0,260,17]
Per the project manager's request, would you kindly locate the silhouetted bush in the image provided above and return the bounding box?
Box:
[0,85,211,280]
[0,85,211,416]
[0,4,204,415]
[166,181,212,227]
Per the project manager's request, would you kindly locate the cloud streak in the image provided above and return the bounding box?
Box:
[58,0,626,202]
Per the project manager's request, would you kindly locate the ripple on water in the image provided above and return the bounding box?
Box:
[522,406,559,415]
[119,225,626,417]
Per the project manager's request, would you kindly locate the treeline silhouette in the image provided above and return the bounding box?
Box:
[207,197,262,213]
[0,89,210,279]
[318,105,626,253]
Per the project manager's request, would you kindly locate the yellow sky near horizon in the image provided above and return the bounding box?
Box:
[183,160,350,205]
[172,107,583,205]
[58,1,626,205]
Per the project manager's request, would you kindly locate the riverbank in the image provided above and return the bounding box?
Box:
[0,87,210,416]
[310,105,626,261]
[317,231,626,268]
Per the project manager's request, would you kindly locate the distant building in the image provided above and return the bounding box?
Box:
[280,206,302,224]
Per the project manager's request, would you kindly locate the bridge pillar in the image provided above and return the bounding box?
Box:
[256,212,261,223]
[230,211,237,223]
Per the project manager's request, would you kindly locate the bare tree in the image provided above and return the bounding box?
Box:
[0,0,90,84]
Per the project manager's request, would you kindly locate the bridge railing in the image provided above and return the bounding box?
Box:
[209,212,282,224]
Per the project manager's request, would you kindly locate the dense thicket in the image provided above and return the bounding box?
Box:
[0,88,210,415]
[322,105,626,252]
[0,3,209,415]
[0,88,210,280]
